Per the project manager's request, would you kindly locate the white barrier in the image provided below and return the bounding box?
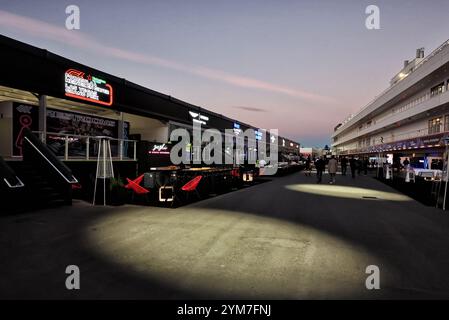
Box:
[405,167,415,183]
[384,165,392,180]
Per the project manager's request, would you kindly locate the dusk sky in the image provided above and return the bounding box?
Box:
[1,0,449,146]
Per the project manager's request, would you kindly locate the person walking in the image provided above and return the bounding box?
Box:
[340,156,347,176]
[349,156,357,179]
[315,156,325,183]
[328,155,338,184]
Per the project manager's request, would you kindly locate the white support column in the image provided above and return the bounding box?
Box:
[64,135,69,161]
[117,112,125,159]
[117,112,124,140]
[38,95,47,142]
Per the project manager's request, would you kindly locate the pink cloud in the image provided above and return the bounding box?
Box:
[0,10,334,103]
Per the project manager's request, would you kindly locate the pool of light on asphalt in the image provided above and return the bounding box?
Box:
[285,184,411,201]
[84,207,392,298]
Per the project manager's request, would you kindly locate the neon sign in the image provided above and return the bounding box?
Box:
[64,69,113,106]
[149,143,170,155]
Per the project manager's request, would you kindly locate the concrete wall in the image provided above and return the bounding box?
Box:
[124,113,169,143]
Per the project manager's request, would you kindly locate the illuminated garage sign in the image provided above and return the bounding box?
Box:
[64,69,113,106]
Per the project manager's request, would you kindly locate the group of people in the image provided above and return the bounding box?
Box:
[304,155,371,184]
[340,156,370,177]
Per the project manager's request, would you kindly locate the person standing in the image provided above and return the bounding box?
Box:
[305,156,312,176]
[308,156,313,176]
[349,156,357,179]
[403,157,410,167]
[340,156,347,176]
[437,159,443,170]
[363,157,369,175]
[315,156,325,183]
[357,158,362,175]
[328,155,338,184]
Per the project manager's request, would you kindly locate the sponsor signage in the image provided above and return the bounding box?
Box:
[365,133,447,153]
[12,103,129,156]
[64,69,113,106]
[149,143,170,155]
[46,109,122,137]
[12,102,39,156]
[137,141,173,170]
[421,136,443,145]
[189,111,209,125]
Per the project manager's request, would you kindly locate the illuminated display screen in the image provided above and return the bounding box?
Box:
[64,69,113,106]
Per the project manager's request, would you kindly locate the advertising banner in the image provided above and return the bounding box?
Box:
[46,109,119,138]
[12,102,39,156]
[12,103,129,157]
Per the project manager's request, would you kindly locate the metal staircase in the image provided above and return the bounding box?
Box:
[1,129,78,214]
